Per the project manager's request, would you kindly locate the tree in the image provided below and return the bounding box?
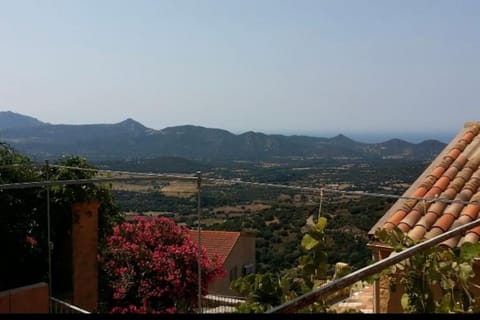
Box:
[101,216,225,313]
[231,216,351,313]
[46,155,123,241]
[0,142,44,290]
[0,144,122,294]
[44,155,123,299]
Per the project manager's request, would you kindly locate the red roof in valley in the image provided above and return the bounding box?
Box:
[188,230,241,264]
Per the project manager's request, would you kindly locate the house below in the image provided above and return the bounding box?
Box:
[188,229,256,297]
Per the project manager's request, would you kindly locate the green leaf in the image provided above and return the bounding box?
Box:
[460,242,480,262]
[297,254,313,266]
[390,265,397,274]
[440,278,456,290]
[458,262,473,282]
[279,277,291,292]
[301,234,319,250]
[312,279,325,289]
[438,292,452,313]
[366,273,380,283]
[401,293,410,311]
[314,217,327,232]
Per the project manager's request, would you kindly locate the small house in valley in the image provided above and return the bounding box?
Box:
[188,230,256,297]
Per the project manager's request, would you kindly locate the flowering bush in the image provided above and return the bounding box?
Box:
[101,217,225,313]
[25,236,37,248]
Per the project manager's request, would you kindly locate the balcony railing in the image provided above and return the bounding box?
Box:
[201,293,246,313]
[50,297,90,314]
[266,216,480,313]
[4,165,480,314]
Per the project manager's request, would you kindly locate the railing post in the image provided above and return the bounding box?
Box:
[45,160,52,307]
[196,171,202,313]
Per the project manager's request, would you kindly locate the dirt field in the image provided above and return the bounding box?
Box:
[112,180,197,198]
[112,182,161,192]
[160,181,197,198]
[212,203,271,214]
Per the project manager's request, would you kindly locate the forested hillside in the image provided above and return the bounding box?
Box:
[0,111,445,161]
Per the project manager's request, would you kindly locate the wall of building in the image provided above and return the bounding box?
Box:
[378,274,404,313]
[72,200,100,312]
[209,234,256,296]
[0,282,49,313]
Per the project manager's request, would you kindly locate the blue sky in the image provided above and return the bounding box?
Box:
[0,0,478,143]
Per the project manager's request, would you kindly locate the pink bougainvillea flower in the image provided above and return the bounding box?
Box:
[101,217,225,314]
[25,236,37,247]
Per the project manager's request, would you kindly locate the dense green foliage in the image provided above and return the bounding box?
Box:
[1,142,45,290]
[231,216,351,313]
[111,158,419,274]
[376,227,480,313]
[47,156,123,243]
[97,156,210,174]
[210,158,428,190]
[0,143,122,295]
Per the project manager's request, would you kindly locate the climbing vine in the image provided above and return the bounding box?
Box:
[375,227,480,313]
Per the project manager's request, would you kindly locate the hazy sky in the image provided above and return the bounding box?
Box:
[0,0,478,142]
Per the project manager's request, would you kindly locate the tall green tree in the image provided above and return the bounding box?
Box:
[0,142,44,290]
[0,143,122,294]
[44,155,123,298]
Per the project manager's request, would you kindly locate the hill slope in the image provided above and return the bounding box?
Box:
[0,111,446,161]
[0,111,46,129]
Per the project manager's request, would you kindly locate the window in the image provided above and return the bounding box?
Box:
[229,266,238,282]
[242,264,255,276]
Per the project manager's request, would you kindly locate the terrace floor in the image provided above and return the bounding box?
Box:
[331,284,373,314]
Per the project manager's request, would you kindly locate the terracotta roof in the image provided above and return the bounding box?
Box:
[188,230,241,264]
[369,122,480,248]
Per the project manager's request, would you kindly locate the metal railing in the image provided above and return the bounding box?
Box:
[201,293,246,313]
[265,216,480,313]
[49,297,90,314]
[4,164,480,314]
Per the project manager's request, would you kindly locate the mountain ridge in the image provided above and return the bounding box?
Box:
[0,111,447,161]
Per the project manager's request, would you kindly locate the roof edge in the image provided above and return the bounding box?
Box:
[368,125,471,237]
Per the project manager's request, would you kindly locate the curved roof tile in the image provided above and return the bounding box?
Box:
[371,122,480,248]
